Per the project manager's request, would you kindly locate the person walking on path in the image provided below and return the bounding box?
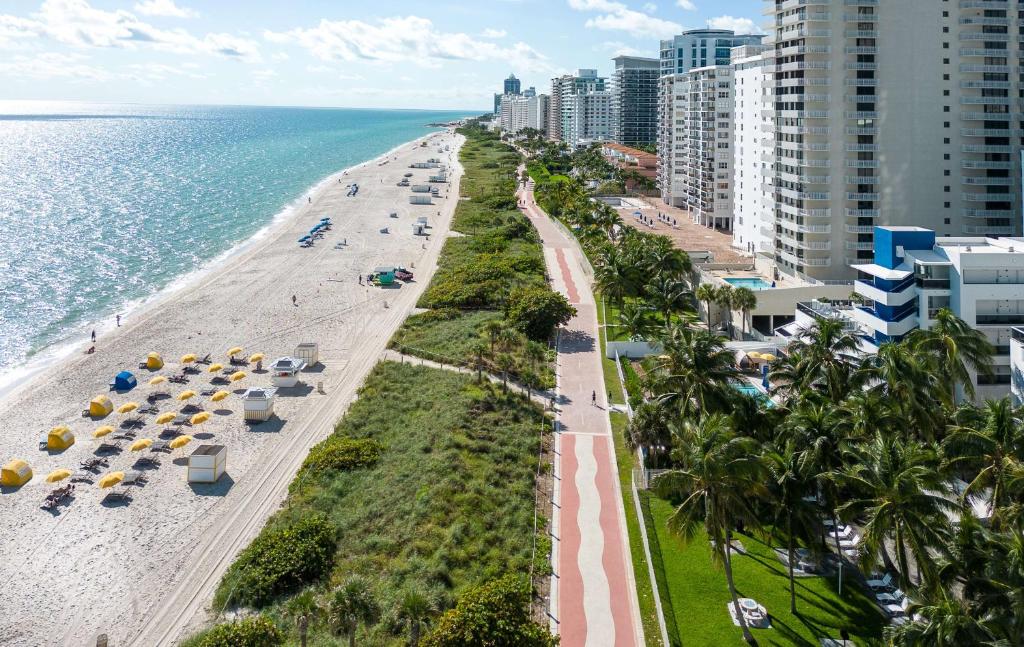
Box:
[291,295,297,306]
[591,390,597,406]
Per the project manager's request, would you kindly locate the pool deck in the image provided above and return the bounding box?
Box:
[611,198,748,264]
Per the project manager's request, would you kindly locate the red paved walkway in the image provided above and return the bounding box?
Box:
[521,181,642,647]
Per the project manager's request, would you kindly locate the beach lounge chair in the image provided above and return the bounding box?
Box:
[876,590,906,605]
[70,471,94,484]
[95,442,121,455]
[122,471,147,486]
[151,441,171,453]
[867,573,894,590]
[139,405,158,415]
[197,354,212,364]
[133,457,160,469]
[200,388,216,396]
[102,489,132,504]
[80,457,108,472]
[111,431,137,441]
[839,534,861,549]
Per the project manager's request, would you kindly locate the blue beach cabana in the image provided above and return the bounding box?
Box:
[110,370,137,391]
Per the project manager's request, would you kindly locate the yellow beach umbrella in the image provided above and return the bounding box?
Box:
[176,390,197,402]
[211,390,230,402]
[117,402,139,414]
[226,347,243,357]
[180,354,197,364]
[130,438,153,452]
[155,412,177,425]
[46,468,72,483]
[92,425,115,439]
[747,351,763,360]
[207,363,224,373]
[97,471,125,489]
[149,375,167,386]
[168,435,193,450]
[190,412,211,426]
[248,353,264,363]
[229,371,246,382]
[761,354,778,362]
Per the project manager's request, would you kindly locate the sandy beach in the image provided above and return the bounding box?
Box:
[0,129,464,646]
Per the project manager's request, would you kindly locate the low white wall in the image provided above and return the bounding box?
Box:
[607,341,661,359]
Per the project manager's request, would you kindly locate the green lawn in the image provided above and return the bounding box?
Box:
[645,496,887,647]
[203,361,550,646]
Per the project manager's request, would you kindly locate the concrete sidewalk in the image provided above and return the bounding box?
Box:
[521,182,643,647]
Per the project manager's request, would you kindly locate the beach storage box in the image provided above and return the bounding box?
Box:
[111,371,137,391]
[294,342,319,367]
[411,184,431,193]
[47,426,76,451]
[409,195,432,205]
[242,387,276,422]
[269,357,307,387]
[1,459,32,487]
[89,395,113,418]
[186,445,226,483]
[413,223,425,235]
[146,353,164,370]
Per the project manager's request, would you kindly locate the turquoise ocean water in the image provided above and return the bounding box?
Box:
[0,102,472,378]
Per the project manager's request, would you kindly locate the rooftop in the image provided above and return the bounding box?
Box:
[609,197,746,264]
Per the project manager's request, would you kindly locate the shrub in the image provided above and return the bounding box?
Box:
[620,358,643,410]
[222,515,336,607]
[300,437,382,475]
[504,286,577,342]
[186,616,283,647]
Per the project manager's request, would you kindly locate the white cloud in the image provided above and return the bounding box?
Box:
[708,15,763,34]
[265,16,552,73]
[481,28,507,38]
[676,0,696,10]
[133,0,198,19]
[271,51,289,61]
[567,0,681,39]
[642,3,657,13]
[0,51,111,80]
[125,61,207,80]
[0,0,260,61]
[599,40,652,57]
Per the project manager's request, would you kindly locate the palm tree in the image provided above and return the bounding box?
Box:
[483,319,504,356]
[885,589,997,647]
[771,318,861,405]
[863,341,944,442]
[729,287,758,339]
[714,284,735,338]
[496,353,515,390]
[617,301,655,341]
[910,308,994,405]
[943,398,1024,529]
[594,247,636,305]
[764,438,822,614]
[839,433,956,589]
[497,327,522,352]
[695,283,718,332]
[627,400,673,468]
[469,341,488,383]
[654,414,766,645]
[648,324,737,418]
[327,576,379,647]
[396,587,437,647]
[643,238,691,280]
[644,275,693,327]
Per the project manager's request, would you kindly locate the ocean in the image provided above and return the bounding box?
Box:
[0,102,473,380]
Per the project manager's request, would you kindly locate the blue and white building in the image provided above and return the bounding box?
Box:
[851,226,1024,401]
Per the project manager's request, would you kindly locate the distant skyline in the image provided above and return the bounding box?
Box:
[0,0,763,110]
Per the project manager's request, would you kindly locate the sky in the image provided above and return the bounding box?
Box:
[0,0,764,110]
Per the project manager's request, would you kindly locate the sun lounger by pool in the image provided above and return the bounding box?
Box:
[867,573,894,590]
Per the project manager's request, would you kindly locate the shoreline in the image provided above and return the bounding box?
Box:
[0,131,439,406]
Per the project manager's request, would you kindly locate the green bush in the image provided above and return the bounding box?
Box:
[423,575,558,647]
[185,616,283,647]
[300,437,382,475]
[504,286,577,342]
[220,515,336,607]
[620,358,643,410]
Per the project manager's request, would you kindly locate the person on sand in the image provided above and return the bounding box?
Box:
[292,295,297,306]
[308,197,311,204]
[592,390,597,406]
[91,330,96,342]
[116,314,121,327]
[87,345,95,354]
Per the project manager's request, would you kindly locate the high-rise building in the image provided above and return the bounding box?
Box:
[524,86,537,98]
[659,29,764,76]
[527,94,549,134]
[564,90,613,147]
[760,0,1024,282]
[659,65,736,229]
[504,74,521,96]
[548,76,569,141]
[610,55,660,147]
[730,45,774,257]
[499,95,530,134]
[494,93,503,115]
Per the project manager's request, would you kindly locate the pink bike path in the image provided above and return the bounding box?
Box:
[521,182,643,647]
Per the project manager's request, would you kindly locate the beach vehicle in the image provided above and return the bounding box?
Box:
[372,266,396,286]
[389,211,398,218]
[187,445,226,483]
[404,172,413,177]
[268,356,307,387]
[395,267,414,281]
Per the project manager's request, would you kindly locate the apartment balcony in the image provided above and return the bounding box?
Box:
[963,176,1015,186]
[959,64,1010,74]
[845,241,875,250]
[959,32,1010,42]
[960,81,1012,90]
[847,192,879,201]
[959,0,1008,8]
[846,144,879,152]
[846,159,879,169]
[855,277,918,308]
[843,13,878,22]
[845,30,878,38]
[964,208,1016,218]
[964,225,1018,235]
[776,61,831,73]
[778,187,831,201]
[963,191,1014,202]
[845,62,878,71]
[961,128,1015,137]
[852,305,918,338]
[845,111,878,119]
[846,126,878,135]
[844,46,877,55]
[846,224,875,233]
[845,176,879,185]
[846,209,880,218]
[963,144,1012,153]
[960,49,1013,58]
[962,160,1014,170]
[959,16,1009,26]
[778,249,831,267]
[845,78,878,87]
[960,96,1012,106]
[779,221,832,234]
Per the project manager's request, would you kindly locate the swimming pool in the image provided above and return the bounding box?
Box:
[724,277,773,290]
[731,382,774,407]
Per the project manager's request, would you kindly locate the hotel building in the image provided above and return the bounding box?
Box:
[731,44,775,256]
[610,55,660,147]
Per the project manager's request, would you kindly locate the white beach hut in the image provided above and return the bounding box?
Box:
[242,387,277,422]
[294,342,319,368]
[268,356,307,387]
[187,444,226,483]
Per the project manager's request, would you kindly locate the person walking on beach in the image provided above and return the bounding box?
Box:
[292,295,297,306]
[358,275,363,285]
[116,315,121,327]
[308,197,311,204]
[91,330,96,342]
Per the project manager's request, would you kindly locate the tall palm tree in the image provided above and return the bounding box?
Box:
[643,238,692,281]
[648,324,737,418]
[764,438,822,614]
[695,283,718,333]
[772,318,861,405]
[396,586,437,647]
[594,247,636,305]
[496,353,515,390]
[910,308,995,405]
[839,433,956,589]
[714,284,735,338]
[618,301,656,341]
[863,341,944,442]
[327,576,379,647]
[469,341,488,383]
[885,589,997,647]
[943,398,1024,530]
[729,287,758,339]
[627,400,673,468]
[644,275,693,326]
[655,414,766,645]
[482,319,504,356]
